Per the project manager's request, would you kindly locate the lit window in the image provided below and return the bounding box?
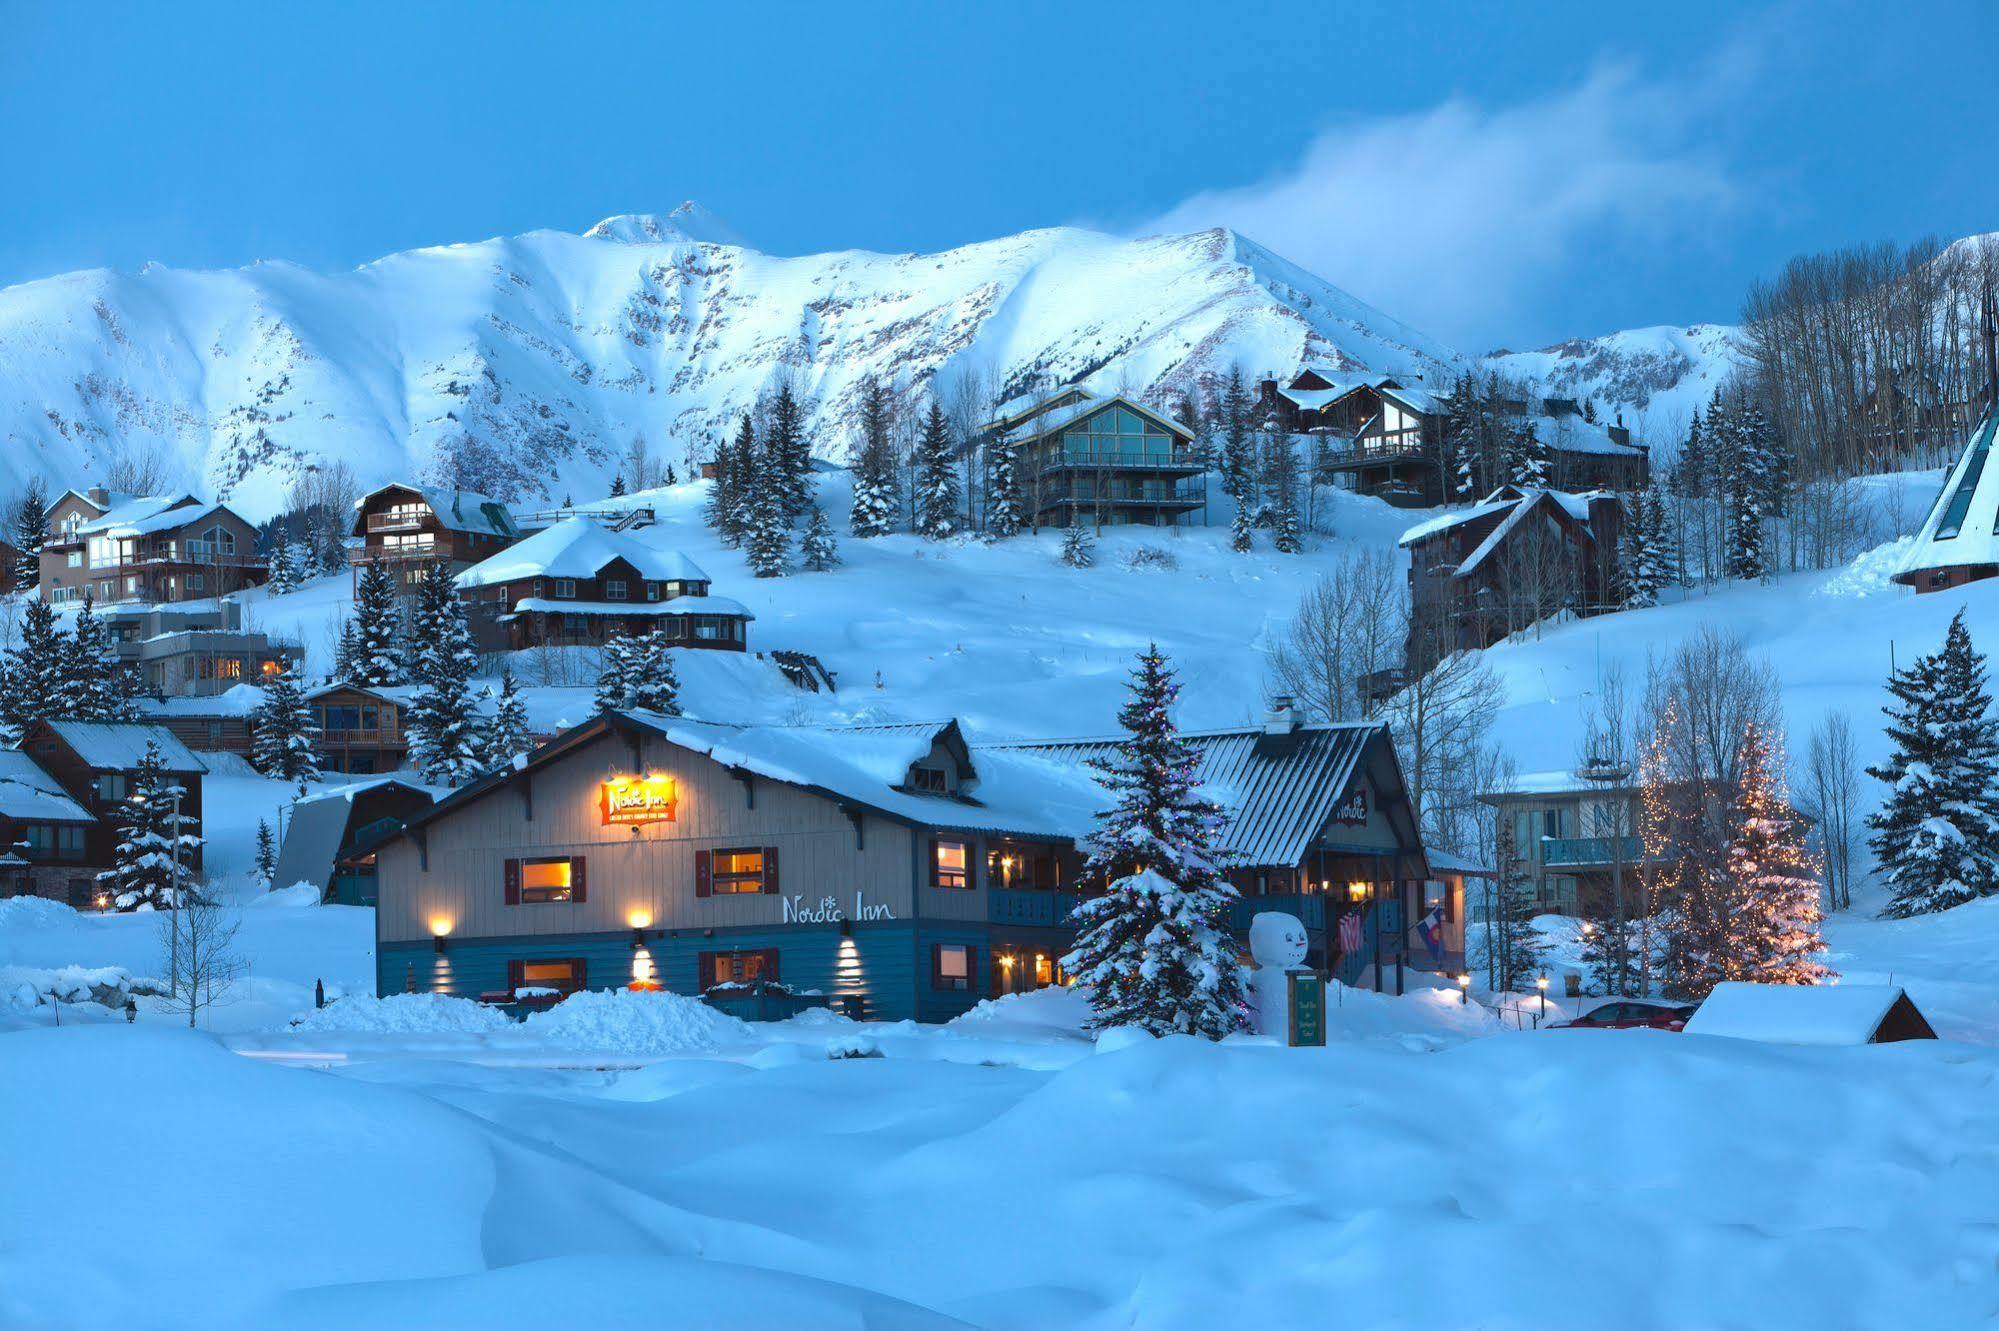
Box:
[712,848,766,894]
[933,840,969,890]
[514,959,584,995]
[933,943,971,991]
[1034,953,1052,985]
[520,858,574,903]
[703,949,777,989]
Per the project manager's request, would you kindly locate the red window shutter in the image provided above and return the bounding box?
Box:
[504,858,521,905]
[570,856,587,903]
[696,951,715,989]
[965,945,978,996]
[695,850,711,898]
[507,959,524,991]
[929,941,942,987]
[762,846,779,895]
[762,948,781,983]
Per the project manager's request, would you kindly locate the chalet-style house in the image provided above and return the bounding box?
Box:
[986,389,1206,528]
[1894,407,1999,593]
[1,720,208,903]
[1398,486,1624,669]
[455,517,752,652]
[101,602,302,699]
[40,489,266,605]
[1478,763,1650,917]
[360,704,1461,1021]
[1259,370,1649,507]
[350,484,520,592]
[306,682,414,776]
[270,775,438,906]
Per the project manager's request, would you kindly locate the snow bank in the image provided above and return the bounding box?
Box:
[245,881,323,909]
[289,992,511,1035]
[1,963,160,1008]
[1817,535,1916,598]
[520,988,753,1055]
[0,896,83,931]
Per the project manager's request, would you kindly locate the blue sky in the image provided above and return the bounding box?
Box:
[2,0,1994,350]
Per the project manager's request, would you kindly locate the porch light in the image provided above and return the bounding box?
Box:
[1347,881,1369,902]
[999,952,1015,969]
[627,906,653,947]
[430,916,453,953]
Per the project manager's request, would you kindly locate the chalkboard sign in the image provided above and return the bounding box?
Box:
[1287,972,1326,1047]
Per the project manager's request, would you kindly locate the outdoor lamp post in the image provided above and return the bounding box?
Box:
[1456,972,1471,1005]
[1536,972,1549,1019]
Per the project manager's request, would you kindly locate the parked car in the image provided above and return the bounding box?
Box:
[1550,1000,1698,1032]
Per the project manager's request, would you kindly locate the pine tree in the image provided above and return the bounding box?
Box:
[849,377,902,538]
[1219,368,1256,550]
[268,527,299,595]
[484,667,532,769]
[1482,818,1549,992]
[1505,416,1550,487]
[251,663,322,787]
[595,630,680,715]
[745,422,791,578]
[914,399,961,540]
[67,597,133,719]
[1060,521,1095,568]
[1868,611,1999,917]
[1722,724,1835,985]
[1673,409,1709,498]
[1441,376,1488,500]
[12,480,47,590]
[984,436,1023,538]
[707,415,757,547]
[1645,485,1684,599]
[254,819,277,890]
[1061,645,1248,1038]
[97,741,202,912]
[767,379,813,520]
[609,472,628,497]
[1268,435,1302,554]
[1723,439,1766,580]
[350,559,405,687]
[594,634,637,713]
[1,598,72,738]
[404,560,483,786]
[800,503,841,571]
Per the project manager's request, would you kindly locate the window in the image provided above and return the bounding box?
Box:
[644,582,661,601]
[65,551,80,568]
[94,774,128,802]
[320,704,378,733]
[1034,953,1053,985]
[932,942,975,992]
[700,948,778,989]
[554,578,578,599]
[58,826,84,860]
[508,958,586,996]
[186,573,205,591]
[604,579,627,600]
[909,766,947,794]
[516,857,579,904]
[711,848,766,894]
[933,839,970,890]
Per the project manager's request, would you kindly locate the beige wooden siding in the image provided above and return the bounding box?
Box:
[380,730,918,943]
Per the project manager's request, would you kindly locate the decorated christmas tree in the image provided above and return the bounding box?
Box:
[1063,645,1248,1039]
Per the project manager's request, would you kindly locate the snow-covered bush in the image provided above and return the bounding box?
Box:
[1119,545,1178,572]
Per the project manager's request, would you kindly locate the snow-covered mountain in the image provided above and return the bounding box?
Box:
[1485,322,1745,438]
[0,205,1460,520]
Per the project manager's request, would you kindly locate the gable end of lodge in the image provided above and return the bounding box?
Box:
[363,705,1473,1023]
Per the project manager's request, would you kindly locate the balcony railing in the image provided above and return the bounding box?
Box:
[988,888,1084,927]
[350,541,438,563]
[1541,835,1645,867]
[1035,450,1202,473]
[1321,442,1428,469]
[367,513,431,533]
[318,728,401,747]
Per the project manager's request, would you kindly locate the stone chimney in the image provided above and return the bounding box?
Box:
[86,485,109,507]
[1264,696,1302,735]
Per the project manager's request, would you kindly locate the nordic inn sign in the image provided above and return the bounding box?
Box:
[600,774,679,826]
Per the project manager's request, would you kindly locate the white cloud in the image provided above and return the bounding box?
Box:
[1144,63,1737,351]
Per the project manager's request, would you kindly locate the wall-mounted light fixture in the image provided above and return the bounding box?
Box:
[628,907,653,948]
[430,916,453,953]
[1347,881,1369,903]
[839,917,852,937]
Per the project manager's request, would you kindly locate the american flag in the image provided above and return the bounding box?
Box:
[1337,908,1364,955]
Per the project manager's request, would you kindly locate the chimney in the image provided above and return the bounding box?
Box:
[86,485,109,507]
[1264,696,1302,735]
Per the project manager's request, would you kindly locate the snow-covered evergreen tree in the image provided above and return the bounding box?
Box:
[800,503,841,571]
[1480,818,1548,992]
[1062,645,1248,1039]
[12,480,47,590]
[1219,367,1256,551]
[609,472,628,497]
[253,819,277,890]
[1060,521,1095,569]
[984,436,1023,538]
[1268,435,1302,554]
[1440,376,1487,500]
[1504,416,1550,487]
[268,527,299,595]
[66,597,133,720]
[767,379,813,520]
[251,663,322,788]
[0,598,72,739]
[849,376,902,538]
[914,399,961,540]
[1721,394,1769,581]
[404,560,484,786]
[745,422,791,578]
[595,631,680,715]
[706,414,757,548]
[484,667,532,769]
[1673,408,1709,498]
[350,559,405,687]
[97,740,202,912]
[594,634,637,712]
[1868,610,1999,916]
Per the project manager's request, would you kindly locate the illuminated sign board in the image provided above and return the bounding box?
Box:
[601,774,678,826]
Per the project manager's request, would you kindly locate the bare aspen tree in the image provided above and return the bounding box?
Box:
[1391,602,1508,856]
[157,891,244,1029]
[1264,549,1401,722]
[1802,710,1862,911]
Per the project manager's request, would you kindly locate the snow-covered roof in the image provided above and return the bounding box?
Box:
[994,392,1192,447]
[1895,408,1999,584]
[1683,983,1933,1046]
[42,721,207,774]
[292,774,438,808]
[1381,385,1445,415]
[502,593,752,620]
[73,495,217,539]
[455,518,709,589]
[1484,768,1635,797]
[0,751,95,824]
[1398,497,1517,546]
[1423,848,1493,876]
[136,684,267,718]
[1527,413,1645,458]
[356,484,518,538]
[1398,487,1618,580]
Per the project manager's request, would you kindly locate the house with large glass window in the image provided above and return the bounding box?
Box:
[39,488,267,606]
[454,517,753,651]
[363,703,1458,1022]
[1893,406,1999,593]
[987,389,1205,528]
[350,484,521,595]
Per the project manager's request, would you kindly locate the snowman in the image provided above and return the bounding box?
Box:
[1248,912,1310,1038]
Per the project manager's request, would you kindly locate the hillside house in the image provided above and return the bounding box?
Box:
[138,685,264,757]
[0,749,100,906]
[350,484,520,592]
[1478,764,1651,917]
[15,719,207,875]
[361,704,1453,1020]
[102,602,302,698]
[986,389,1206,528]
[1894,408,1999,593]
[40,489,266,606]
[1398,486,1625,669]
[455,517,752,652]
[306,682,413,776]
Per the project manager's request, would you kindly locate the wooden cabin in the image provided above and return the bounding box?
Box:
[350,484,520,593]
[0,749,100,907]
[15,719,207,872]
[305,682,412,776]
